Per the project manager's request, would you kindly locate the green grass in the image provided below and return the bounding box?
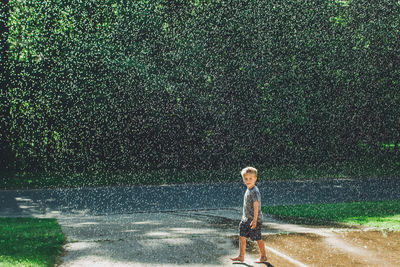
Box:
[262,200,400,230]
[1,157,400,189]
[0,218,66,267]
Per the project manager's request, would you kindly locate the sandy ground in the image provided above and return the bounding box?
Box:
[51,209,400,267]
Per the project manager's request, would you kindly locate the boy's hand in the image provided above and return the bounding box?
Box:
[250,220,257,229]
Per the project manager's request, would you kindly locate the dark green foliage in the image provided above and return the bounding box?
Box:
[2,0,399,174]
[0,0,14,171]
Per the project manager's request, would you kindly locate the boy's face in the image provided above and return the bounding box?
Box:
[242,172,257,189]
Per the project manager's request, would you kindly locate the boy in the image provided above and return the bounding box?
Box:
[230,167,267,263]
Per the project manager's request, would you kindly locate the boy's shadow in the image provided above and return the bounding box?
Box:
[233,262,274,267]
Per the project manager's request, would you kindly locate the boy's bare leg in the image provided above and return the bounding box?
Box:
[230,236,246,261]
[254,239,268,262]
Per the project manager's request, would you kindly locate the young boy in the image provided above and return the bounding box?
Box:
[230,167,268,263]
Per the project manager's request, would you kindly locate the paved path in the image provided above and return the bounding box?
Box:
[55,209,246,267]
[1,177,399,216]
[1,177,399,266]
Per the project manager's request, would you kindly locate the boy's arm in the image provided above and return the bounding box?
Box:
[251,201,260,229]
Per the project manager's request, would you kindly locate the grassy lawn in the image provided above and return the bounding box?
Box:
[1,158,400,189]
[262,200,400,230]
[0,218,65,267]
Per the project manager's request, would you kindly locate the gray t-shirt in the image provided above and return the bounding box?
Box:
[242,186,263,223]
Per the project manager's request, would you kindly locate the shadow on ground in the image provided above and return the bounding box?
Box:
[57,210,243,266]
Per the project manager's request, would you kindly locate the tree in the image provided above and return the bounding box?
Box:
[0,0,14,170]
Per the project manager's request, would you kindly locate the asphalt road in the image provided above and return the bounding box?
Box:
[1,177,400,216]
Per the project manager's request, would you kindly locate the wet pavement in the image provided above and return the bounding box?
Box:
[258,230,400,266]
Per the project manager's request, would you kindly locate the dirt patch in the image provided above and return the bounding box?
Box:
[338,230,400,266]
[241,230,400,267]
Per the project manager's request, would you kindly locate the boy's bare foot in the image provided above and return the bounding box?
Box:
[230,256,244,262]
[254,256,268,263]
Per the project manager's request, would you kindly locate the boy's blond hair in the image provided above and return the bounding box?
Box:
[241,166,258,178]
